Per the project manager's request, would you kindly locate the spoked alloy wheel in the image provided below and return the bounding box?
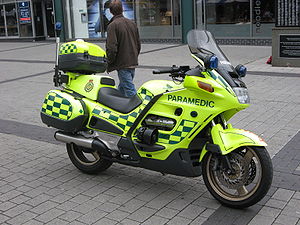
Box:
[67,143,112,174]
[202,146,273,208]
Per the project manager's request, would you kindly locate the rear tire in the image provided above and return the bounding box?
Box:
[67,143,112,174]
[202,146,273,208]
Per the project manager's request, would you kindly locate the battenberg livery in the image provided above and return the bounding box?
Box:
[40,25,273,209]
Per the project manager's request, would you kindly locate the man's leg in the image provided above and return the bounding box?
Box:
[117,69,137,97]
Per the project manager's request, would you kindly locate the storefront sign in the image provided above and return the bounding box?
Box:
[254,0,261,33]
[279,35,300,58]
[18,1,31,24]
[276,0,299,26]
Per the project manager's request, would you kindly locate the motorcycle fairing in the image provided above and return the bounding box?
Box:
[141,80,184,96]
[133,75,245,161]
[157,120,197,145]
[200,123,267,161]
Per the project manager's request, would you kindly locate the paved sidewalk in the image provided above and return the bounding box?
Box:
[0,42,299,225]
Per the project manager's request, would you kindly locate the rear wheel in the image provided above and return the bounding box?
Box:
[67,143,112,174]
[202,146,273,208]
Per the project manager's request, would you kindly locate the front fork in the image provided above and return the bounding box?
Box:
[209,116,235,174]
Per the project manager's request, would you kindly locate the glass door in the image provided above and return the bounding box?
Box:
[44,0,54,37]
[5,3,18,36]
[0,5,6,36]
[33,0,44,36]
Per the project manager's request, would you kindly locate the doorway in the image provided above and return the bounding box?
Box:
[32,0,55,38]
[33,0,44,36]
[44,0,55,37]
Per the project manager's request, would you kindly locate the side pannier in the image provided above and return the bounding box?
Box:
[40,90,88,132]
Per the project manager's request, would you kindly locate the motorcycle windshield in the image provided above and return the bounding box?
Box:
[187,30,238,87]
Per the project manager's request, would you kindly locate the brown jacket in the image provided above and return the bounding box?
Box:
[106,15,141,72]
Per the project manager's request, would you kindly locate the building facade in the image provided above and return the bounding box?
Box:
[0,0,276,43]
[0,0,55,39]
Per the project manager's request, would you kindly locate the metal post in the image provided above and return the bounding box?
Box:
[15,2,20,37]
[3,5,8,36]
[250,0,253,37]
[42,0,47,37]
[181,0,194,43]
[30,0,36,38]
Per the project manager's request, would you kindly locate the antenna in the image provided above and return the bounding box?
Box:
[54,22,62,87]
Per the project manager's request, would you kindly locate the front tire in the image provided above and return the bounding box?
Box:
[202,146,273,208]
[67,143,112,174]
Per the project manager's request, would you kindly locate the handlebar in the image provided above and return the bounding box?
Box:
[152,65,190,76]
[153,65,180,74]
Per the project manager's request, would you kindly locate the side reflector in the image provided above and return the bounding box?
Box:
[197,81,214,93]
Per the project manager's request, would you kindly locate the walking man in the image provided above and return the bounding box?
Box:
[106,0,141,97]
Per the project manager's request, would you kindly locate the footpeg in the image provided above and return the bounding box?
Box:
[120,154,130,159]
[111,150,120,157]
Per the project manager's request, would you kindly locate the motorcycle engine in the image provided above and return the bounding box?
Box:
[143,115,176,131]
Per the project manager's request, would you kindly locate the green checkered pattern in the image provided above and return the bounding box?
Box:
[92,88,154,133]
[60,43,77,55]
[42,92,73,120]
[92,108,141,131]
[158,120,197,145]
[138,88,153,104]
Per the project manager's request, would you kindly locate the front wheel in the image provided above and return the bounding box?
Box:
[202,146,273,208]
[67,143,112,174]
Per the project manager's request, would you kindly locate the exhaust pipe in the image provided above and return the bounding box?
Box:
[55,131,93,149]
[54,131,111,157]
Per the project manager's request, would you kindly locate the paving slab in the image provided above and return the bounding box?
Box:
[0,42,299,225]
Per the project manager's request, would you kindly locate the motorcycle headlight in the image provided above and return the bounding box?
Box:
[233,87,250,104]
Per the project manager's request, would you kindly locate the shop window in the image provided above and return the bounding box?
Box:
[65,0,180,39]
[136,0,181,38]
[87,0,134,38]
[205,0,251,37]
[6,3,18,36]
[0,6,5,36]
[197,0,275,38]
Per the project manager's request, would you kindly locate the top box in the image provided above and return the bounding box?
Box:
[58,40,107,74]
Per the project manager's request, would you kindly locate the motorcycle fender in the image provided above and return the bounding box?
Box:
[200,124,267,161]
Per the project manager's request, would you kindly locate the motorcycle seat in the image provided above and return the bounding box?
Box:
[98,87,142,114]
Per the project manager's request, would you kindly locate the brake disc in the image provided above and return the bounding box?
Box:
[215,153,251,189]
[237,151,257,186]
[245,158,256,185]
